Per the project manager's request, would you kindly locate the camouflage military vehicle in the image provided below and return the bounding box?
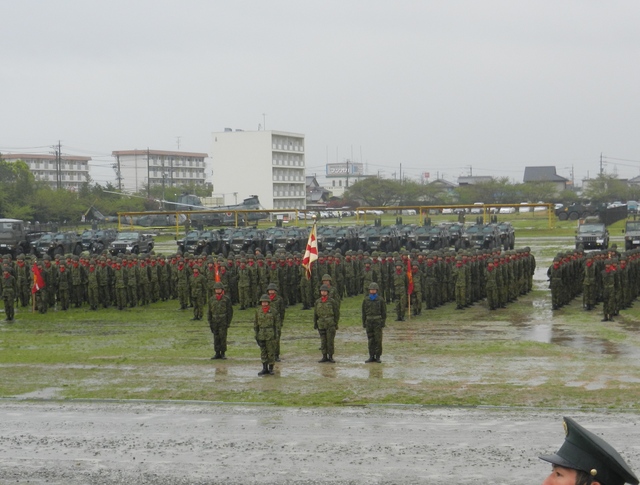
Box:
[575,219,609,250]
[109,231,154,255]
[624,220,640,250]
[0,219,31,258]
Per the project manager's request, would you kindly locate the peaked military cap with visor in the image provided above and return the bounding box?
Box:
[539,417,638,485]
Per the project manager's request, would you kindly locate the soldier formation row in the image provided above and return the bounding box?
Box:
[547,245,640,321]
[1,247,537,321]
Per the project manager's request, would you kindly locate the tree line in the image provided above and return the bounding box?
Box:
[337,173,640,208]
[0,160,208,224]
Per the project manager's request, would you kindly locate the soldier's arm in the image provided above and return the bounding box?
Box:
[313,303,318,329]
[227,298,234,326]
[381,299,387,326]
[361,299,367,327]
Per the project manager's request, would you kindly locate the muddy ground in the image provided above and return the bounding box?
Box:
[2,401,640,485]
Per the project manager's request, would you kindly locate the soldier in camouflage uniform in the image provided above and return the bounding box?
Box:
[2,266,17,321]
[190,266,206,321]
[267,283,286,362]
[237,259,252,310]
[485,260,499,310]
[362,282,386,363]
[57,262,71,311]
[208,282,233,359]
[15,255,31,308]
[392,260,407,321]
[453,256,468,310]
[583,254,597,310]
[254,294,279,376]
[314,284,340,363]
[87,262,99,310]
[113,260,127,310]
[602,259,616,321]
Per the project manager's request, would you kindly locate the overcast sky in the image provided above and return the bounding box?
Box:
[2,0,640,191]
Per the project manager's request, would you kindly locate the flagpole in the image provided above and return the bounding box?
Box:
[407,258,411,320]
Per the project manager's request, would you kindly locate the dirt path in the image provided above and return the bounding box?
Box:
[1,401,639,485]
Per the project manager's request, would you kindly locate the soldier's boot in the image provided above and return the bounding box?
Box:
[220,352,227,360]
[365,355,376,363]
[327,354,335,363]
[318,354,329,363]
[258,363,269,376]
[267,364,274,375]
[375,355,382,363]
[275,355,281,362]
[211,351,221,360]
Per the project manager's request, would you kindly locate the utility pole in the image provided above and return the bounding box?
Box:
[600,153,604,175]
[147,148,151,197]
[115,154,122,190]
[399,163,402,184]
[346,159,350,189]
[176,137,181,150]
[57,141,62,190]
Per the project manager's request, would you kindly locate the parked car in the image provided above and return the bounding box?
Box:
[411,225,450,250]
[575,219,609,250]
[624,220,640,250]
[39,232,84,257]
[81,229,117,254]
[109,231,154,255]
[459,224,501,250]
[177,230,225,256]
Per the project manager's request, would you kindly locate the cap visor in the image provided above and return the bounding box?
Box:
[539,453,578,470]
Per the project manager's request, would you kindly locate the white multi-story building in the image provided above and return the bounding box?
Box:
[211,129,306,210]
[324,161,373,198]
[111,149,208,193]
[0,153,91,190]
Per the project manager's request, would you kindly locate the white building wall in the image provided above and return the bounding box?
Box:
[0,154,90,190]
[112,150,208,193]
[212,130,306,210]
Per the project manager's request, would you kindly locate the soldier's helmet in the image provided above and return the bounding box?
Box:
[267,282,278,291]
[259,294,271,303]
[213,282,225,289]
[321,274,332,281]
[368,282,379,291]
[319,284,330,292]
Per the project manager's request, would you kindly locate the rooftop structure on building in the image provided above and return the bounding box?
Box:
[323,161,374,198]
[111,149,208,193]
[306,175,331,208]
[211,129,306,210]
[457,175,493,186]
[0,153,90,191]
[523,166,569,194]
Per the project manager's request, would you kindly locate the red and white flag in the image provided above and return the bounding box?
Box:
[302,222,318,280]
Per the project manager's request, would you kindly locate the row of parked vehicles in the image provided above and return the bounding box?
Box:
[175,221,517,257]
[30,229,155,257]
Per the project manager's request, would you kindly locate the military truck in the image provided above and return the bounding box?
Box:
[624,220,640,250]
[575,219,609,250]
[0,219,31,258]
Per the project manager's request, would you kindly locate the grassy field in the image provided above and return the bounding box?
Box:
[3,252,640,408]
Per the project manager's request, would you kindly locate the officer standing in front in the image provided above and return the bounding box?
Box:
[362,282,386,363]
[254,294,279,376]
[208,282,233,360]
[539,416,638,485]
[314,284,340,363]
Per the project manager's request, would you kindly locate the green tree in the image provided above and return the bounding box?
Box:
[583,174,630,204]
[345,178,404,206]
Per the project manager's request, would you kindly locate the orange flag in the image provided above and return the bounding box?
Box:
[407,256,414,296]
[32,263,45,294]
